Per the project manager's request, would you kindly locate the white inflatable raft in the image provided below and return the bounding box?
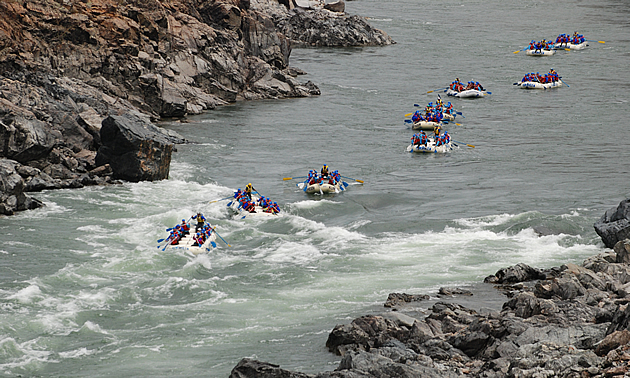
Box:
[411,120,441,131]
[406,139,453,154]
[525,49,555,56]
[165,229,217,256]
[298,180,346,194]
[446,89,487,98]
[516,80,563,90]
[554,42,587,50]
[228,193,280,219]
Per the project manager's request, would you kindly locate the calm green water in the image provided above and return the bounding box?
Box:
[1,0,629,376]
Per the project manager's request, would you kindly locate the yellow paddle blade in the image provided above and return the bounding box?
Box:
[513,50,520,54]
[465,144,475,148]
[282,177,293,180]
[427,90,435,93]
[455,123,462,126]
[404,113,413,117]
[598,41,605,43]
[355,179,364,184]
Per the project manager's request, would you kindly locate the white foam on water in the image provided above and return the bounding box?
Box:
[453,213,516,228]
[287,199,337,210]
[58,347,96,359]
[6,284,43,304]
[0,337,56,371]
[252,241,322,265]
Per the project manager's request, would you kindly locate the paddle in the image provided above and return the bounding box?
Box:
[513,47,528,54]
[341,175,364,184]
[587,40,605,44]
[404,113,414,117]
[209,196,232,204]
[283,176,307,181]
[210,227,231,247]
[427,87,447,94]
[161,237,174,251]
[404,119,413,124]
[559,78,570,87]
[157,238,165,243]
[453,140,475,148]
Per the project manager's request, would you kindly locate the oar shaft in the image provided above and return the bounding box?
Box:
[453,140,475,148]
[214,229,231,247]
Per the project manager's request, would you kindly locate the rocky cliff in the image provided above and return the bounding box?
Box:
[0,0,393,214]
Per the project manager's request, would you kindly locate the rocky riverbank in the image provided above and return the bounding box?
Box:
[228,202,630,378]
[0,0,393,215]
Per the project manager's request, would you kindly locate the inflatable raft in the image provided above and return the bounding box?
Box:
[298,180,346,194]
[165,229,217,256]
[442,112,455,121]
[446,89,487,98]
[411,120,441,131]
[554,42,587,50]
[516,80,563,90]
[228,193,280,219]
[406,139,453,154]
[526,49,555,56]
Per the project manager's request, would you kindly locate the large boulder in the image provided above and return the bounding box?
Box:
[594,199,630,249]
[229,358,313,378]
[95,113,185,182]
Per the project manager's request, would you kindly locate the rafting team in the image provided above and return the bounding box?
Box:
[412,95,455,124]
[165,213,215,247]
[233,183,280,214]
[449,78,485,92]
[529,39,554,53]
[411,127,451,148]
[520,69,559,84]
[555,32,585,46]
[306,165,342,186]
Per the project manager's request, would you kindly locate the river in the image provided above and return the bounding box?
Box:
[1,0,629,376]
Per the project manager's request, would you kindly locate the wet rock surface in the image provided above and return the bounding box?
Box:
[229,242,630,378]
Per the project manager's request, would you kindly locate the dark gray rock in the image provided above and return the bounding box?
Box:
[486,262,546,284]
[0,115,55,163]
[594,199,630,249]
[0,158,44,215]
[384,292,429,308]
[95,113,184,182]
[229,358,314,378]
[324,1,344,13]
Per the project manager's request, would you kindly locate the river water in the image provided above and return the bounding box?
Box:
[1,0,629,376]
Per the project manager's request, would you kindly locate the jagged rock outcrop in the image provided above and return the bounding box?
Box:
[594,199,630,249]
[0,159,44,215]
[274,7,394,47]
[230,242,630,378]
